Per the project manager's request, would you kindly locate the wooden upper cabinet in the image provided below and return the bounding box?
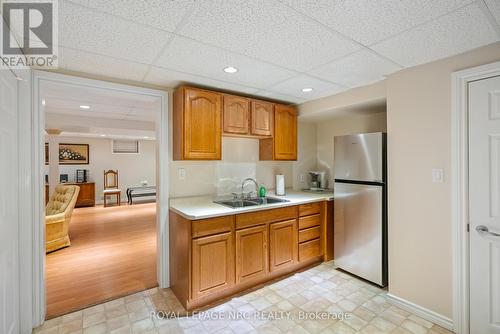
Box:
[269,219,298,272]
[274,104,297,160]
[223,95,250,135]
[259,104,297,161]
[235,225,268,284]
[250,100,273,137]
[173,87,222,160]
[191,232,234,300]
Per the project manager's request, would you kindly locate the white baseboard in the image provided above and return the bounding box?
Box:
[386,293,455,332]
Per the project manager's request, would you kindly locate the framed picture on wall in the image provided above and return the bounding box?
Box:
[45,143,90,165]
[59,143,89,165]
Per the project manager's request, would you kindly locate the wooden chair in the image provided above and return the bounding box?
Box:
[103,170,121,207]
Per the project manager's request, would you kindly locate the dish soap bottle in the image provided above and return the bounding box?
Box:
[259,185,267,197]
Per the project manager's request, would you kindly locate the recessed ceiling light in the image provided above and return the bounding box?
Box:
[301,88,313,93]
[100,134,106,137]
[42,99,46,106]
[223,66,238,74]
[80,105,90,110]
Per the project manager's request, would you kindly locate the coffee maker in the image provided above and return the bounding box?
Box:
[308,171,327,190]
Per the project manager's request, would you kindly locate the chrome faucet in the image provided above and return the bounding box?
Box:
[241,178,259,199]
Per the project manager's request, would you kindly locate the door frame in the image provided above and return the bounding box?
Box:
[28,71,170,326]
[451,60,500,334]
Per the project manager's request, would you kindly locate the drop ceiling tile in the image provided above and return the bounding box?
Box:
[144,66,259,94]
[58,47,150,82]
[266,74,346,100]
[177,0,360,72]
[59,0,171,63]
[67,0,195,32]
[485,0,500,26]
[281,0,473,45]
[371,3,499,67]
[155,36,297,89]
[253,91,305,104]
[309,49,402,88]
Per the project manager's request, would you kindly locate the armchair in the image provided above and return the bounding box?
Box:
[45,185,80,253]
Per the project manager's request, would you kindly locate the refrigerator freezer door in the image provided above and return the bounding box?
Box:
[334,133,383,182]
[334,182,383,285]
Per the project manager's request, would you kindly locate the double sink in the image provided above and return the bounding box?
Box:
[214,196,289,209]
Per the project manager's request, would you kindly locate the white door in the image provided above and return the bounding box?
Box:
[469,75,500,334]
[0,69,20,334]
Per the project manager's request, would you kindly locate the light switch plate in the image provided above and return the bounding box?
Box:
[178,168,186,180]
[432,168,444,183]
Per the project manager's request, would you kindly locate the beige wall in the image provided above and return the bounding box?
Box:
[386,42,500,319]
[169,121,317,198]
[315,112,387,187]
[45,136,156,204]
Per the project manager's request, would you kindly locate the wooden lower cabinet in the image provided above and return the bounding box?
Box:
[236,225,268,284]
[192,232,234,300]
[269,219,298,272]
[169,201,329,311]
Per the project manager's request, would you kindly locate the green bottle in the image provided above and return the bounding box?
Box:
[259,185,267,197]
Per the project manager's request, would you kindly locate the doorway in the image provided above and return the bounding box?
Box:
[453,61,500,334]
[32,71,169,324]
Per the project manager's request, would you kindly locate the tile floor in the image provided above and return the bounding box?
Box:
[33,262,453,334]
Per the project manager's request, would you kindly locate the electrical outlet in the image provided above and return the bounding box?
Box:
[299,173,305,183]
[178,168,186,180]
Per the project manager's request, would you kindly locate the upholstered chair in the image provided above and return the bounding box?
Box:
[45,185,80,253]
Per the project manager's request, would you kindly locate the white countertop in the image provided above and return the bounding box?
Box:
[169,190,336,220]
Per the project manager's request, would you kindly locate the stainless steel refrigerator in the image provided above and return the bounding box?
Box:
[334,132,387,287]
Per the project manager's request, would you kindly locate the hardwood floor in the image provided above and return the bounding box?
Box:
[45,203,157,319]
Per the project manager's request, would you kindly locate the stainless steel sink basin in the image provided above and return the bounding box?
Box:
[214,196,289,209]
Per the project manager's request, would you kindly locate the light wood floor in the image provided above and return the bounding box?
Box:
[45,203,157,319]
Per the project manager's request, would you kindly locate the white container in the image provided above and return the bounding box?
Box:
[275,174,285,196]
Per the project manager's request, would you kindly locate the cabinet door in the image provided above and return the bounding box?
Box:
[236,225,268,284]
[223,95,250,135]
[269,219,298,272]
[192,232,234,300]
[251,100,273,136]
[183,88,222,160]
[274,104,297,160]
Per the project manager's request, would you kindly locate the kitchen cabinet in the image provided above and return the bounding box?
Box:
[269,219,298,272]
[298,202,324,263]
[250,100,273,137]
[235,225,268,284]
[173,86,296,160]
[173,86,222,160]
[169,202,324,310]
[191,232,234,300]
[223,95,250,135]
[259,104,297,161]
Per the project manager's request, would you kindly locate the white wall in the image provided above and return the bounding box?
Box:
[386,42,500,319]
[315,112,387,187]
[45,136,156,204]
[169,122,317,198]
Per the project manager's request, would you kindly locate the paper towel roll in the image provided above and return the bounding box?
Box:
[275,174,285,196]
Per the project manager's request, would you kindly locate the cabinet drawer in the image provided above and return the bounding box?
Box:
[236,206,297,229]
[299,226,320,243]
[299,238,321,262]
[192,216,233,238]
[298,214,320,230]
[299,202,321,217]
